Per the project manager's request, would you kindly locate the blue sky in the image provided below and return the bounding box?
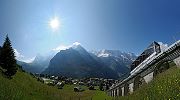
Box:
[0,0,180,61]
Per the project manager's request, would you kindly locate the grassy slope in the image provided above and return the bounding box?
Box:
[1,64,179,100]
[0,69,112,100]
[118,64,180,100]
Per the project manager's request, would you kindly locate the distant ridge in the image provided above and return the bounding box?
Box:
[42,44,136,79]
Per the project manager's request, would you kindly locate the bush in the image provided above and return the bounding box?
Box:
[89,85,95,90]
[99,83,104,91]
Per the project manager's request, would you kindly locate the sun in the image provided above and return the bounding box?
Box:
[49,17,60,31]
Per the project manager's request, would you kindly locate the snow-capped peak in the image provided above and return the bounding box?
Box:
[53,42,81,52]
[71,42,82,49]
[158,42,168,52]
[90,50,137,61]
[72,42,81,46]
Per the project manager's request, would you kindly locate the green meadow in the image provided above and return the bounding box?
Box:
[0,63,180,100]
[0,68,112,100]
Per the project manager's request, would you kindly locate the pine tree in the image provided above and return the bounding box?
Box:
[0,46,2,66]
[1,35,17,76]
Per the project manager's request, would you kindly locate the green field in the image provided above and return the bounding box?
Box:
[0,64,180,100]
[0,68,112,100]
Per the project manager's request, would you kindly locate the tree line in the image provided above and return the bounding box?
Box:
[0,35,17,77]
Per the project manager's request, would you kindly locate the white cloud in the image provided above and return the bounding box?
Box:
[14,49,24,60]
[52,42,81,52]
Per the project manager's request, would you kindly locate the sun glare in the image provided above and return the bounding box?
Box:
[49,17,60,31]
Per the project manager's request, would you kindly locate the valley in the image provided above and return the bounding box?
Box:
[0,68,112,100]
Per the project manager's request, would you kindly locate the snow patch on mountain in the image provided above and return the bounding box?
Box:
[91,49,136,61]
[52,42,81,52]
[158,42,168,52]
[97,49,110,57]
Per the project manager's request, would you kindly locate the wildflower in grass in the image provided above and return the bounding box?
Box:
[159,91,161,94]
[177,94,179,97]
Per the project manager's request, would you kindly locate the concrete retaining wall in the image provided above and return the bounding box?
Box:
[174,56,180,67]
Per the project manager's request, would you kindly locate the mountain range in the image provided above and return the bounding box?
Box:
[18,43,136,79]
[17,52,55,73]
